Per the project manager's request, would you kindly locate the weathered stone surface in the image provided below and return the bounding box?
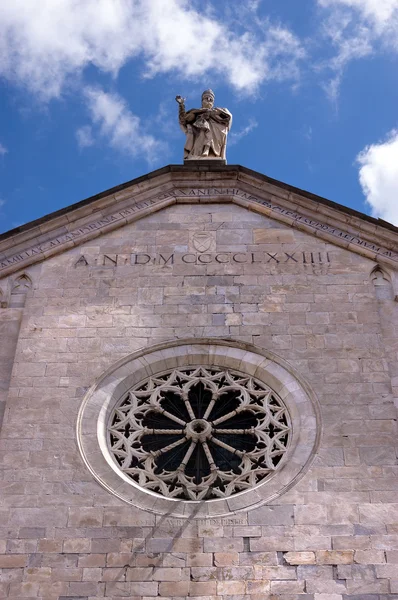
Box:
[285,551,317,565]
[317,551,354,565]
[248,505,295,525]
[0,164,397,599]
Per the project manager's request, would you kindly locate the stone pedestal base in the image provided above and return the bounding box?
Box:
[184,159,226,166]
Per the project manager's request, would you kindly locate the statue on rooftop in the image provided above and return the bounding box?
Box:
[176,90,232,161]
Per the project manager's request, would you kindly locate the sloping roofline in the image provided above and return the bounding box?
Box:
[1,163,397,241]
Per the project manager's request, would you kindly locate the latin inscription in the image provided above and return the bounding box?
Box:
[2,186,397,273]
[75,251,331,270]
[158,517,247,527]
[0,197,159,271]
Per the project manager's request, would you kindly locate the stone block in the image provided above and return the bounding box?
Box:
[197,524,224,537]
[67,508,104,528]
[190,567,217,581]
[298,565,334,580]
[354,550,385,564]
[138,287,163,305]
[328,504,359,525]
[0,554,27,567]
[360,447,397,465]
[248,505,295,525]
[285,552,316,565]
[24,567,51,581]
[203,537,243,552]
[100,581,131,596]
[128,581,159,596]
[214,552,239,566]
[239,551,278,565]
[262,565,297,579]
[159,581,189,596]
[126,567,154,581]
[375,564,398,577]
[91,538,121,553]
[57,597,87,600]
[51,567,83,581]
[246,579,271,593]
[295,536,332,551]
[8,581,40,596]
[37,539,63,553]
[9,508,68,527]
[63,538,91,553]
[387,551,398,563]
[18,527,46,539]
[359,503,398,524]
[332,536,371,550]
[250,536,295,551]
[152,567,183,581]
[146,538,172,553]
[295,505,328,525]
[306,579,347,594]
[270,580,306,593]
[345,578,390,593]
[172,538,203,552]
[233,525,262,537]
[83,567,102,581]
[218,566,254,580]
[216,580,245,595]
[106,552,134,567]
[316,551,354,564]
[187,553,214,567]
[134,554,162,567]
[189,581,217,596]
[102,567,125,581]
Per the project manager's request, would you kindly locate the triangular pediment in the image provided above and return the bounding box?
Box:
[1,164,398,279]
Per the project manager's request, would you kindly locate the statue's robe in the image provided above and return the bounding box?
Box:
[181,107,232,160]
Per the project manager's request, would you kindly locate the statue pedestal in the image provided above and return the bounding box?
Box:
[184,159,226,166]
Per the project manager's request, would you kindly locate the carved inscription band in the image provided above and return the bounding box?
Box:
[75,251,331,269]
[2,187,397,274]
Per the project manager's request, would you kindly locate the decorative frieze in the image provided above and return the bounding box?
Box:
[1,185,398,277]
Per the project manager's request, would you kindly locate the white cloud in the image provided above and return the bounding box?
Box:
[83,87,163,163]
[317,0,398,100]
[229,119,258,146]
[0,143,8,156]
[0,0,305,99]
[319,0,398,30]
[76,126,94,149]
[357,129,398,224]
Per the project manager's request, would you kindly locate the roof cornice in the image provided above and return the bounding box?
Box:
[1,164,398,279]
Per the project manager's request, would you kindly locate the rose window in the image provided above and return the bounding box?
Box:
[108,367,292,500]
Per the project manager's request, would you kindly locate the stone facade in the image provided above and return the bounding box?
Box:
[0,164,397,600]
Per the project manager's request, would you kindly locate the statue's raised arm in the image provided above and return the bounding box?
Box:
[175,96,187,133]
[175,89,232,162]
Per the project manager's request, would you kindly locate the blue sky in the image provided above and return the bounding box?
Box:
[1,0,398,233]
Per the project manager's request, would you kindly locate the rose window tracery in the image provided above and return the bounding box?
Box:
[108,366,292,500]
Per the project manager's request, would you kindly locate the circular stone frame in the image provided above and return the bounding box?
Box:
[77,339,321,518]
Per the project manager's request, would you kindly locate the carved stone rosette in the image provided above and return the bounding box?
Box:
[108,367,291,501]
[77,340,320,517]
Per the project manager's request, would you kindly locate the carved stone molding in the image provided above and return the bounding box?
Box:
[2,167,398,278]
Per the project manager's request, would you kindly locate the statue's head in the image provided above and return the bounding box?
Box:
[201,89,215,109]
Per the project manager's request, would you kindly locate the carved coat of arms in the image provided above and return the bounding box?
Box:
[192,232,213,253]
